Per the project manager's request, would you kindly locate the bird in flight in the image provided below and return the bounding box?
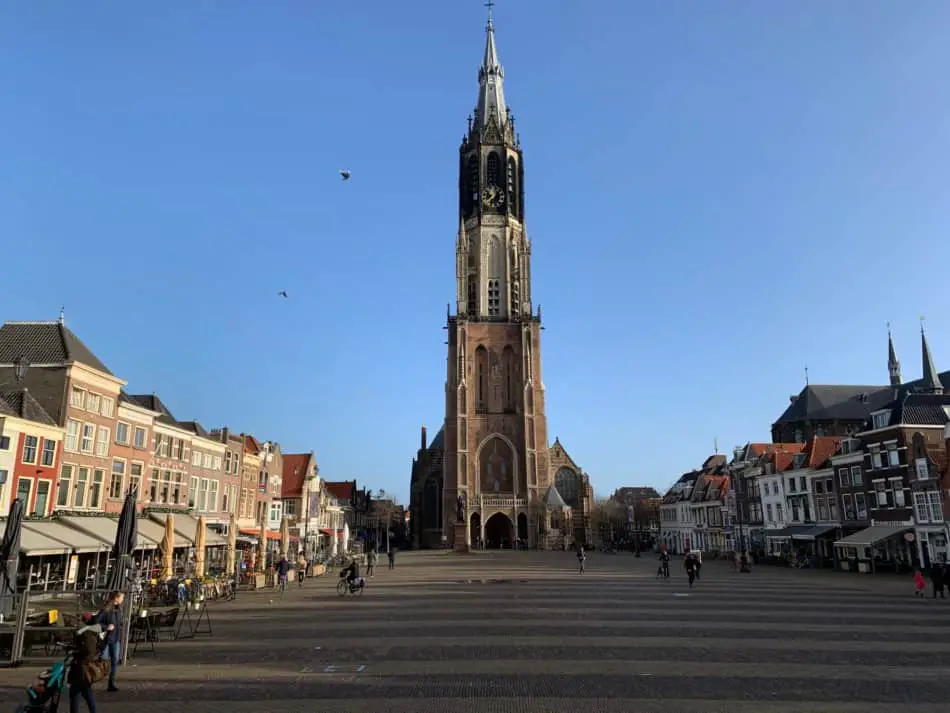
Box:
[339,170,351,181]
[278,290,288,298]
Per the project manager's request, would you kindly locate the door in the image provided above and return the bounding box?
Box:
[33,480,51,516]
[15,477,32,510]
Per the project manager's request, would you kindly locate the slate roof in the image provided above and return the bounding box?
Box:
[873,392,950,429]
[0,321,113,376]
[428,426,445,451]
[0,389,57,426]
[126,393,179,427]
[0,366,69,426]
[281,453,314,498]
[613,486,661,502]
[662,471,700,504]
[774,369,950,427]
[178,420,210,439]
[543,485,568,509]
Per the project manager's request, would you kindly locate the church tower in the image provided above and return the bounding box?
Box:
[442,7,550,548]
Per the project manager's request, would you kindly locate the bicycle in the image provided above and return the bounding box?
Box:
[336,576,365,597]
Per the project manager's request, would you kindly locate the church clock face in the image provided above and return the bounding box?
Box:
[481,184,505,209]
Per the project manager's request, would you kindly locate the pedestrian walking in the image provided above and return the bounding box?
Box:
[931,563,946,599]
[92,591,124,693]
[367,549,378,577]
[387,548,396,570]
[576,545,586,575]
[914,569,926,597]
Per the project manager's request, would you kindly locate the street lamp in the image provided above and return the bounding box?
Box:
[13,355,30,383]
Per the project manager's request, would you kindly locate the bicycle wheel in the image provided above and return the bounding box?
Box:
[336,580,347,597]
[354,583,364,598]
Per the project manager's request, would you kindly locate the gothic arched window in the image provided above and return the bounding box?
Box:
[503,345,518,412]
[475,346,488,409]
[507,157,518,217]
[467,154,479,203]
[423,476,441,529]
[486,152,500,186]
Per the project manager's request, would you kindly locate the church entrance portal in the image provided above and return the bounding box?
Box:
[484,513,514,549]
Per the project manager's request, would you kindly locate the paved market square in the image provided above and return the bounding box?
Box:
[3,551,950,712]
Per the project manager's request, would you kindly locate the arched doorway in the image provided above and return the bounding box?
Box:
[470,512,482,549]
[517,513,528,545]
[484,513,513,549]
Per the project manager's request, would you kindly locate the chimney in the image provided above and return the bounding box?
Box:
[421,426,427,451]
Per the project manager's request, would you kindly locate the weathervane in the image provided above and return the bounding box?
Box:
[805,365,809,385]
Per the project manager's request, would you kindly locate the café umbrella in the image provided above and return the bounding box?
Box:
[193,516,207,579]
[0,498,25,619]
[107,489,138,593]
[160,515,175,580]
[225,513,237,577]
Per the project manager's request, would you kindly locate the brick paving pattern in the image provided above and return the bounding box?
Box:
[3,551,950,712]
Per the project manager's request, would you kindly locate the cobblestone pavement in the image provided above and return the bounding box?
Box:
[3,551,950,712]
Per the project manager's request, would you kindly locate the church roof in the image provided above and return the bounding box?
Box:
[543,485,567,509]
[429,425,445,451]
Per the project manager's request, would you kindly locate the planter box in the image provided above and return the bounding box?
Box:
[249,573,266,589]
[311,564,326,577]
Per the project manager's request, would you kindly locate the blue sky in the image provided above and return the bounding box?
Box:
[2,2,949,503]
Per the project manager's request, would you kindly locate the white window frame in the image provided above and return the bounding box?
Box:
[129,461,143,500]
[850,465,863,485]
[80,424,95,454]
[74,467,90,508]
[21,435,39,465]
[41,438,56,467]
[133,427,147,449]
[208,479,218,513]
[854,492,867,520]
[85,392,100,414]
[115,422,130,446]
[69,386,85,408]
[887,447,900,467]
[95,427,110,457]
[65,420,80,453]
[110,458,126,500]
[56,464,74,508]
[90,469,104,509]
[100,397,115,418]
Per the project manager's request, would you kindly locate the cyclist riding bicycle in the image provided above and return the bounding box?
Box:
[340,558,360,587]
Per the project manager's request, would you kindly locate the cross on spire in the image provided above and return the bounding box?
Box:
[485,0,495,24]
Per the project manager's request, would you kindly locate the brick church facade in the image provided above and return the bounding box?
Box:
[409,10,593,550]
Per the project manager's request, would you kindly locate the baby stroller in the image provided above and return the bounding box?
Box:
[16,622,104,713]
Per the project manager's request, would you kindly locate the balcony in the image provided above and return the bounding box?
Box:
[480,496,528,509]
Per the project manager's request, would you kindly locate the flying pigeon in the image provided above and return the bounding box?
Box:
[339,170,351,181]
[278,291,288,298]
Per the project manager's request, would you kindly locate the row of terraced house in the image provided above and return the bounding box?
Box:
[661,327,950,574]
[0,319,369,553]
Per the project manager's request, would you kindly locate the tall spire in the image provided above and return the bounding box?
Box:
[476,1,507,132]
[887,321,901,387]
[920,318,944,394]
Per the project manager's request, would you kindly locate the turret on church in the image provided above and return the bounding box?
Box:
[409,8,595,551]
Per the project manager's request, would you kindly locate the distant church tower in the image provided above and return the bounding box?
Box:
[443,7,550,548]
[887,324,901,387]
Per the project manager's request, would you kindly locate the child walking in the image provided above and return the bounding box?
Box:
[914,569,926,597]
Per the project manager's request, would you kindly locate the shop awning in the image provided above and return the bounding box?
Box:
[319,528,343,537]
[149,512,228,547]
[791,524,838,541]
[23,520,106,554]
[58,515,159,551]
[0,519,73,557]
[834,524,911,548]
[239,528,290,542]
[764,525,811,539]
[137,517,169,547]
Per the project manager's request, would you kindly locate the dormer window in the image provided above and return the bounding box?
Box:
[871,410,891,430]
[793,454,806,469]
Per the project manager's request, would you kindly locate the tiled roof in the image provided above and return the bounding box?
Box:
[324,480,355,503]
[613,486,661,502]
[0,321,113,376]
[0,389,58,427]
[881,392,950,428]
[244,434,262,455]
[281,453,313,497]
[804,436,843,469]
[126,393,178,427]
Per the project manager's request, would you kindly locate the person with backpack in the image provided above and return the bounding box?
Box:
[68,617,107,712]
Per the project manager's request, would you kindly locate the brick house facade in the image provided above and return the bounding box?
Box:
[0,390,63,516]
